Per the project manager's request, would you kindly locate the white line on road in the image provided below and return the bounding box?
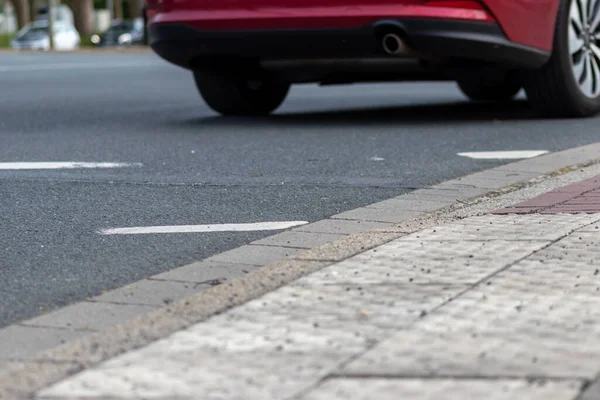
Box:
[457,150,549,160]
[0,162,143,170]
[0,62,160,73]
[99,221,310,235]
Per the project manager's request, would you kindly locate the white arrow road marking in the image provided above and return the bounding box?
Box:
[0,162,143,170]
[99,221,310,235]
[457,151,549,160]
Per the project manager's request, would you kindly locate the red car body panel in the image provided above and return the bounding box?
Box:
[484,0,559,51]
[147,0,559,51]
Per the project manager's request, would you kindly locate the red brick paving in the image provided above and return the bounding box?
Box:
[492,175,600,214]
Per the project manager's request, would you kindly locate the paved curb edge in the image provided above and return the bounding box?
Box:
[1,142,600,399]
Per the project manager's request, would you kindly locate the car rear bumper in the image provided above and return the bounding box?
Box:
[148,18,550,71]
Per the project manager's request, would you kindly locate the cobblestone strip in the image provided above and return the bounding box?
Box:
[36,214,600,400]
[493,175,600,214]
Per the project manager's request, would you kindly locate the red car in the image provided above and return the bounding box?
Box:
[145,0,600,118]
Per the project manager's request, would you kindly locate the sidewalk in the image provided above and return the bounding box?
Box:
[32,174,600,399]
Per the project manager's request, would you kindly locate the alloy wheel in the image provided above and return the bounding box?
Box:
[569,0,600,97]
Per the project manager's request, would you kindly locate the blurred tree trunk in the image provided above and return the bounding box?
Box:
[127,0,142,18]
[70,0,94,36]
[28,0,35,23]
[9,0,30,28]
[114,0,123,20]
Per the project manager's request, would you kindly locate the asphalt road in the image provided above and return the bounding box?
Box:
[1,52,599,328]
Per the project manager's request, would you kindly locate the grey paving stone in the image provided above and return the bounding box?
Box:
[92,279,215,307]
[205,244,303,265]
[331,207,421,223]
[21,302,155,332]
[343,223,600,380]
[445,168,541,190]
[251,231,346,249]
[0,325,86,362]
[148,260,256,283]
[397,187,473,201]
[226,282,466,336]
[301,378,583,400]
[295,231,405,262]
[37,352,351,400]
[405,214,600,241]
[430,182,493,199]
[294,219,393,235]
[524,230,600,266]
[36,280,464,400]
[367,197,454,213]
[301,239,550,285]
[496,143,600,174]
[578,376,600,400]
[579,223,600,232]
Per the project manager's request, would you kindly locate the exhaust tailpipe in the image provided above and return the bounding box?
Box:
[382,33,406,55]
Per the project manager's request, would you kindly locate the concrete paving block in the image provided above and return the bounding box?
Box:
[296,231,405,262]
[251,231,346,249]
[331,207,421,223]
[578,221,600,232]
[92,279,216,307]
[225,282,466,338]
[0,325,86,362]
[404,213,599,241]
[149,260,256,283]
[448,168,541,190]
[35,280,462,400]
[433,178,499,190]
[428,182,490,200]
[21,302,155,332]
[301,239,550,285]
[579,377,600,400]
[142,312,370,356]
[525,231,600,265]
[399,187,472,200]
[205,244,303,265]
[37,351,351,400]
[162,259,333,325]
[344,302,600,379]
[343,222,600,380]
[301,378,583,400]
[366,197,455,213]
[38,293,378,399]
[294,219,393,235]
[496,143,600,174]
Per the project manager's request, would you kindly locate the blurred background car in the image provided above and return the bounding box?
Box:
[90,18,144,47]
[10,20,80,51]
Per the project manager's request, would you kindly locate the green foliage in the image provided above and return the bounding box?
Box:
[79,35,95,47]
[0,34,13,48]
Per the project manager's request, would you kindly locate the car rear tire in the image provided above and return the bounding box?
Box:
[457,78,521,102]
[193,69,290,116]
[523,0,600,117]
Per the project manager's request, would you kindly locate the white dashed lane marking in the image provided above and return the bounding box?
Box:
[0,162,143,170]
[0,62,159,73]
[99,221,310,235]
[457,151,549,160]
